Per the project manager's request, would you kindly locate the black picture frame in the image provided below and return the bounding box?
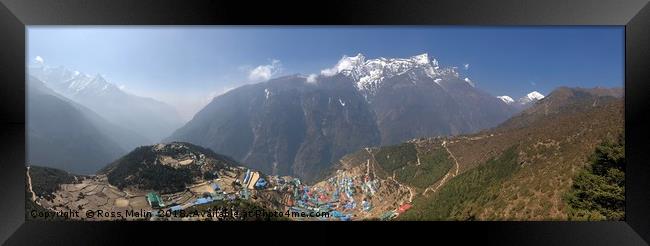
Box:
[0,0,648,245]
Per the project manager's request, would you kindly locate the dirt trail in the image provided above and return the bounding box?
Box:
[366,148,414,203]
[27,166,37,202]
[421,133,502,196]
[423,140,460,196]
[444,141,460,177]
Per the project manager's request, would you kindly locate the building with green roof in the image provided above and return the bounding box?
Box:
[146,192,164,208]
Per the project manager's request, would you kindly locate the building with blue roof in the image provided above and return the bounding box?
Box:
[195,197,213,205]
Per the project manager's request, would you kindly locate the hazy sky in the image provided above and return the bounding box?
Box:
[28,26,624,121]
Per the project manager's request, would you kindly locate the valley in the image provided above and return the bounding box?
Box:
[30,90,621,221]
[166,54,530,182]
[28,86,623,221]
[23,28,626,223]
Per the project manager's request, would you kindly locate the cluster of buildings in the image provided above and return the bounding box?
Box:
[241,169,268,190]
[143,165,411,221]
[144,167,272,220]
[272,171,385,221]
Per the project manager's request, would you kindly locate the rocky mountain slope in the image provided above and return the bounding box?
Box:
[27,76,142,174]
[168,74,381,182]
[168,53,525,182]
[29,64,183,143]
[316,86,623,220]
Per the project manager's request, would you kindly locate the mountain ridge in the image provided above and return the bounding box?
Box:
[312,86,623,220]
[168,53,522,181]
[27,76,130,174]
[29,64,183,143]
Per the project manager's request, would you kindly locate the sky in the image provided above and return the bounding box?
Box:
[28,26,624,121]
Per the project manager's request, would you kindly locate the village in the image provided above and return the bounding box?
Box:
[158,165,414,221]
[34,161,414,221]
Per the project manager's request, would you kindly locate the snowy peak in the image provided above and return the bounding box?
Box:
[518,91,545,105]
[92,74,107,84]
[321,53,471,98]
[498,91,544,107]
[525,91,545,101]
[410,53,431,65]
[65,73,117,95]
[29,63,125,97]
[497,96,515,104]
[321,53,366,77]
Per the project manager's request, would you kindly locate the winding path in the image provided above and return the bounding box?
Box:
[444,141,460,177]
[27,166,37,202]
[423,140,460,196]
[366,148,414,203]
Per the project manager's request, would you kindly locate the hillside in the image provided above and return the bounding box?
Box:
[497,86,622,130]
[27,166,85,200]
[167,74,381,182]
[397,87,623,220]
[25,166,87,220]
[99,142,239,193]
[29,64,183,143]
[312,86,623,220]
[27,76,131,174]
[28,141,415,221]
[167,53,523,182]
[565,135,625,221]
[27,87,623,221]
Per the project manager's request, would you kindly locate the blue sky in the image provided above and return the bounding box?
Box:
[28,26,624,120]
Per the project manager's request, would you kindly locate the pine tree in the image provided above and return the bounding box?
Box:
[566,134,625,220]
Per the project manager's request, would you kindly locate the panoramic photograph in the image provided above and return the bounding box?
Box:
[25,27,624,221]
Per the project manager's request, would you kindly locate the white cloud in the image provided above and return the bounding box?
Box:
[320,54,365,77]
[306,74,318,84]
[248,59,282,82]
[34,56,44,64]
[463,64,470,70]
[320,68,338,77]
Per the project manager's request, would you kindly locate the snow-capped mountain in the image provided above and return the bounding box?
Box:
[497,95,515,104]
[321,53,471,100]
[518,91,545,104]
[496,91,545,111]
[29,65,129,98]
[170,53,518,181]
[66,73,122,95]
[27,76,144,174]
[29,63,183,143]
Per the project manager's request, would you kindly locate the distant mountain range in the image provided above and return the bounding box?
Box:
[498,86,623,130]
[497,91,545,110]
[167,53,543,182]
[26,53,547,180]
[27,76,147,174]
[27,63,184,174]
[29,64,183,143]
